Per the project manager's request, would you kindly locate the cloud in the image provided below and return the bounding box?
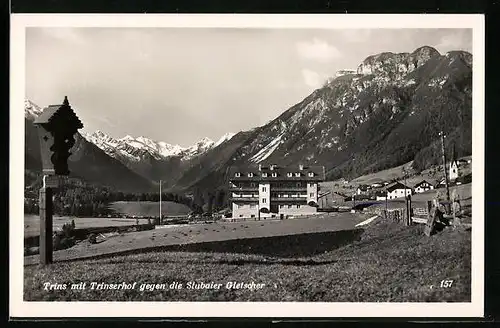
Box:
[296,38,341,62]
[301,69,324,89]
[434,30,472,54]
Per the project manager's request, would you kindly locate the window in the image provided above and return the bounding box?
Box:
[262,172,268,177]
[234,204,239,209]
[250,183,256,187]
[235,173,241,177]
[279,205,284,208]
[296,182,301,187]
[248,172,254,177]
[288,205,292,209]
[239,215,243,217]
[308,172,314,177]
[262,186,267,192]
[271,172,277,177]
[251,215,255,218]
[262,198,266,203]
[310,193,315,197]
[296,205,300,209]
[287,172,293,177]
[295,172,301,177]
[309,183,314,187]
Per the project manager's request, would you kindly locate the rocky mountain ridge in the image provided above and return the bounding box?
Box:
[80,130,234,162]
[173,45,472,191]
[24,45,472,194]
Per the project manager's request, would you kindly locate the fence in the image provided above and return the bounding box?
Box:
[379,198,432,226]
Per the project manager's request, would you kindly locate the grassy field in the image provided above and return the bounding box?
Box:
[24,215,150,238]
[109,201,191,217]
[24,213,369,264]
[24,216,470,302]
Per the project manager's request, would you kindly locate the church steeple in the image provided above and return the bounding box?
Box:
[451,144,457,164]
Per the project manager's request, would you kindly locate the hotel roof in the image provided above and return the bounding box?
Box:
[228,164,325,182]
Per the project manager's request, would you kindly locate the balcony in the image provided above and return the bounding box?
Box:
[228,187,259,192]
[270,197,308,202]
[271,187,307,192]
[229,197,259,202]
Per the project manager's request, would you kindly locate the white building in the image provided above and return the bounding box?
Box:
[229,164,325,219]
[414,180,434,194]
[386,182,412,200]
[449,159,459,181]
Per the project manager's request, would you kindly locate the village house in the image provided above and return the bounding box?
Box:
[228,164,325,219]
[374,190,387,201]
[318,191,346,208]
[356,184,370,195]
[386,182,412,200]
[413,180,434,194]
[449,159,460,181]
[370,182,384,188]
[435,178,446,189]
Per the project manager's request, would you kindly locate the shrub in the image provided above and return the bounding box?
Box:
[53,231,76,251]
[61,222,75,238]
[88,233,97,244]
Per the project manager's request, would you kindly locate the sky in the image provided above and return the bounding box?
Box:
[25,28,472,147]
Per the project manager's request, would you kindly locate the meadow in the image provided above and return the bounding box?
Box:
[24,215,150,238]
[24,215,471,302]
[109,201,191,217]
[24,213,369,264]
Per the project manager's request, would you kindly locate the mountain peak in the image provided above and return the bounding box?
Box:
[356,45,441,77]
[198,137,213,143]
[24,99,43,120]
[411,45,440,57]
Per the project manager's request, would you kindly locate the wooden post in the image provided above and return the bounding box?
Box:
[406,196,412,226]
[385,192,388,219]
[439,131,451,209]
[39,186,53,265]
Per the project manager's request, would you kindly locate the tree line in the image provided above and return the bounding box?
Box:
[24,171,229,217]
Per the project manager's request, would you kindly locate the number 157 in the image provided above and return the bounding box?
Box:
[440,280,454,288]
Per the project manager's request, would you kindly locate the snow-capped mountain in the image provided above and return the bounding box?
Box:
[24,100,43,120]
[24,45,472,194]
[215,132,236,148]
[24,101,153,192]
[81,130,235,162]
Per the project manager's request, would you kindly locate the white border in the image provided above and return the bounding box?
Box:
[10,14,485,318]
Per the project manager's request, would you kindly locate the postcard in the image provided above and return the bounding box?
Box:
[10,13,484,318]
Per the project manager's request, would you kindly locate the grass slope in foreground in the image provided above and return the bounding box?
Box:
[24,218,470,302]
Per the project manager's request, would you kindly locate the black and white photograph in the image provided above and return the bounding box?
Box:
[10,14,484,318]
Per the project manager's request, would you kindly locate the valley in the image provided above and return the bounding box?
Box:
[22,42,474,304]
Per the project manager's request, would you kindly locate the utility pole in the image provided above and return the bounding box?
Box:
[439,131,451,204]
[403,166,408,198]
[159,179,162,225]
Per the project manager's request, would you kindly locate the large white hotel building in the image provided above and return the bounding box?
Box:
[228,164,325,219]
